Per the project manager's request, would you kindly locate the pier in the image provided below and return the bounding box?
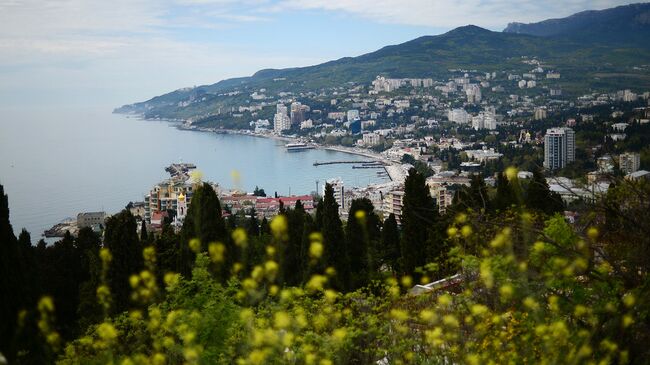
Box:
[313,160,382,166]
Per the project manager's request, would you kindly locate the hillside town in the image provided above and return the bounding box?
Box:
[57,59,650,237]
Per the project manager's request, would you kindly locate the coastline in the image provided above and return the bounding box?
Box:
[129,114,400,182]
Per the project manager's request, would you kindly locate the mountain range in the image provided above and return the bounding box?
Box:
[115,3,650,121]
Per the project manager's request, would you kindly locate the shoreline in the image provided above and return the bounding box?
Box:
[130,114,399,182]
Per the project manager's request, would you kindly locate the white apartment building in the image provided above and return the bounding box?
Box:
[274,103,291,133]
[544,128,576,170]
[362,133,381,146]
[448,108,469,124]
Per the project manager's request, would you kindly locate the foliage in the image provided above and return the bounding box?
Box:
[2,173,650,364]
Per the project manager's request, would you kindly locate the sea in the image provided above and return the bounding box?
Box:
[0,106,387,239]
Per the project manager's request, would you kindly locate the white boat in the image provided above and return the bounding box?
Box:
[285,142,314,151]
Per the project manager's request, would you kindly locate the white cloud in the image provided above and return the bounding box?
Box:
[0,0,640,108]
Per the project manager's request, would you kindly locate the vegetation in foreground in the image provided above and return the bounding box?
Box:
[1,168,649,364]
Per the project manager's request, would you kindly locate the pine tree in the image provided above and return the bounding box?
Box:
[380,213,401,273]
[322,183,349,291]
[400,168,436,277]
[104,209,142,315]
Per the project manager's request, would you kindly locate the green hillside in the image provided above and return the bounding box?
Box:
[115,22,650,120]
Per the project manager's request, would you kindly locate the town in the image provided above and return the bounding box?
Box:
[56,61,650,238]
[119,61,649,234]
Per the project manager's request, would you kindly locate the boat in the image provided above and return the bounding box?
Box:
[285,142,314,151]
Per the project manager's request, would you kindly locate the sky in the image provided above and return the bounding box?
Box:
[0,0,640,109]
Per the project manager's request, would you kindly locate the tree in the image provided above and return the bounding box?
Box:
[180,182,227,277]
[345,198,381,289]
[104,209,142,315]
[525,167,563,215]
[321,183,349,291]
[253,186,267,197]
[283,201,307,286]
[260,217,270,236]
[400,168,436,277]
[494,172,518,211]
[75,227,102,331]
[0,185,32,361]
[246,208,260,238]
[155,222,180,280]
[140,220,148,242]
[379,214,401,273]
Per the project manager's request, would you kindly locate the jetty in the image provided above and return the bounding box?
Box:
[313,160,381,166]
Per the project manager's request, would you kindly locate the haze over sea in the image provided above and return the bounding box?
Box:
[0,107,387,238]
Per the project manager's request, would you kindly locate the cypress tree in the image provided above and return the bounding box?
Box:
[260,217,270,236]
[104,209,142,315]
[247,208,260,238]
[181,182,227,247]
[380,213,401,274]
[299,214,317,283]
[314,197,324,231]
[494,172,517,211]
[322,183,349,291]
[140,220,148,242]
[525,167,564,215]
[0,185,35,361]
[400,168,436,276]
[284,201,306,286]
[345,198,380,290]
[155,222,180,278]
[75,227,102,331]
[180,182,227,276]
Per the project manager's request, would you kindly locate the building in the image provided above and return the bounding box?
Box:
[544,128,575,170]
[465,85,482,104]
[300,119,313,129]
[144,170,199,225]
[534,107,547,121]
[463,148,503,162]
[471,111,496,130]
[290,102,304,125]
[327,112,346,120]
[273,104,291,133]
[323,178,346,214]
[382,190,404,225]
[347,109,360,122]
[448,108,469,125]
[77,212,106,230]
[175,192,188,226]
[626,170,650,181]
[619,152,641,174]
[362,133,381,146]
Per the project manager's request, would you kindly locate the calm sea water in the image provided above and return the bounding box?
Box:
[0,107,386,238]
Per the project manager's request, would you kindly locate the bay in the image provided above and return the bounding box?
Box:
[0,107,387,238]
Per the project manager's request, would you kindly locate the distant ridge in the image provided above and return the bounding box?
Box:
[115,4,650,120]
[503,2,650,47]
